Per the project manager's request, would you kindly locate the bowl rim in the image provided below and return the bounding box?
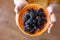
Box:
[16,4,50,36]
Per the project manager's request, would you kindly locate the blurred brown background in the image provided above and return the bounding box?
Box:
[0,0,60,40]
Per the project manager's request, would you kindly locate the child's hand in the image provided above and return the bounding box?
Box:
[14,0,28,14]
[47,4,56,33]
[14,0,56,33]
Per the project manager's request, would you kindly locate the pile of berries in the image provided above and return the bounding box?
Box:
[23,8,47,34]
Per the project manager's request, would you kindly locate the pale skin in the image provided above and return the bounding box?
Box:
[14,0,56,33]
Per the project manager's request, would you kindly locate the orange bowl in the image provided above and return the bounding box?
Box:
[16,4,50,36]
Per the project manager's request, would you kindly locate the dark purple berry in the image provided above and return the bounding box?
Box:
[24,26,30,32]
[38,8,44,13]
[29,28,35,34]
[32,19,37,24]
[30,12,36,19]
[34,26,37,29]
[23,13,30,22]
[27,8,34,13]
[36,28,41,31]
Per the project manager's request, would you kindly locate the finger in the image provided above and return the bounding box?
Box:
[48,13,56,33]
[50,13,56,22]
[48,23,53,33]
[47,6,53,15]
[14,5,19,14]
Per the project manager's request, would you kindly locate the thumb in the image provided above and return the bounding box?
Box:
[14,0,28,14]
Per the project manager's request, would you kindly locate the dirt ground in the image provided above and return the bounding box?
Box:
[0,0,60,40]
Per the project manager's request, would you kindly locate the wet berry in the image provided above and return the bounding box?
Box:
[30,12,36,19]
[24,26,30,32]
[23,13,30,22]
[29,28,35,34]
[38,8,44,13]
[27,8,34,13]
[36,28,41,31]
